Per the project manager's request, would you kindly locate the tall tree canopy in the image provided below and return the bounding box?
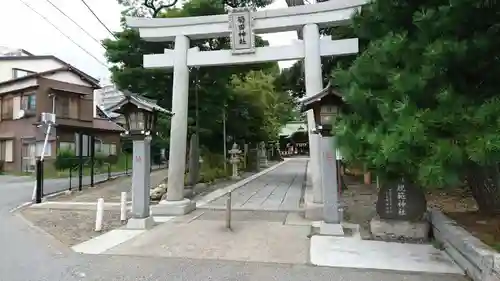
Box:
[333,0,500,213]
[104,0,294,153]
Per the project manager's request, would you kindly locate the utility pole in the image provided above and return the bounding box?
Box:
[195,67,200,139]
[222,106,227,173]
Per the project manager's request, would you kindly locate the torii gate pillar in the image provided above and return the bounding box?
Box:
[303,23,323,204]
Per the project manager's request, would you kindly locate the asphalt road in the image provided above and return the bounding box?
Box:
[0,175,467,281]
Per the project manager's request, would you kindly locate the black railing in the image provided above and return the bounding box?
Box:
[39,152,167,198]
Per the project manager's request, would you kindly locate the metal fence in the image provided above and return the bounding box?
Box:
[39,152,167,197]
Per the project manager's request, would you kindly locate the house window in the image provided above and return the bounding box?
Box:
[110,144,117,155]
[94,138,103,153]
[12,68,34,79]
[1,98,13,120]
[0,140,14,162]
[57,96,70,118]
[21,94,36,111]
[36,141,52,157]
[101,144,110,156]
[59,142,75,153]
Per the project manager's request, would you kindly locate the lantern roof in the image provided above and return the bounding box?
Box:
[299,83,344,113]
[104,91,174,116]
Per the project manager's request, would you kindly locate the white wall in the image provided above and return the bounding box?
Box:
[44,72,93,87]
[93,89,102,118]
[0,58,64,82]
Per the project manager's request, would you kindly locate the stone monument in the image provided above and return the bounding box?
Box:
[228,143,242,180]
[186,133,200,192]
[370,178,429,241]
[246,146,259,172]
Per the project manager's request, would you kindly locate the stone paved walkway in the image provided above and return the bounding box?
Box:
[201,159,306,211]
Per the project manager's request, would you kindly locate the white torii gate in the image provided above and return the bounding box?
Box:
[126,0,365,215]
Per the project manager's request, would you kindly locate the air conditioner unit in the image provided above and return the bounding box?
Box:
[41,112,56,124]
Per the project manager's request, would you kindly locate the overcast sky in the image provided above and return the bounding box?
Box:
[0,0,298,85]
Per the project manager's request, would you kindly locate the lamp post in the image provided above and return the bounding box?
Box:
[300,84,344,236]
[106,93,173,229]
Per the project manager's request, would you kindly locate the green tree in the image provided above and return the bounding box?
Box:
[229,70,294,142]
[333,0,500,214]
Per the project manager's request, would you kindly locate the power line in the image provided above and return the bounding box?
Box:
[79,0,118,39]
[16,0,109,68]
[43,0,107,49]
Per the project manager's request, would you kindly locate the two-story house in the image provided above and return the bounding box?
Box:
[0,54,124,173]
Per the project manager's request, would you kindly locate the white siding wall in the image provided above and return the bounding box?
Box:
[0,58,63,82]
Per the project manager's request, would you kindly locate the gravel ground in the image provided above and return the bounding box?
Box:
[52,169,168,203]
[341,181,378,238]
[18,170,261,248]
[20,208,130,246]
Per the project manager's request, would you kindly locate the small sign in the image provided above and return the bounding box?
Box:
[228,7,255,55]
[135,155,142,163]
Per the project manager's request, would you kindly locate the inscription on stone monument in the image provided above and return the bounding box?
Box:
[376,180,426,221]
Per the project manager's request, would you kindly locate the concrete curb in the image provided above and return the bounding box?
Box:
[197,205,303,212]
[9,201,33,213]
[10,176,120,213]
[28,201,133,211]
[430,209,500,281]
[195,158,291,208]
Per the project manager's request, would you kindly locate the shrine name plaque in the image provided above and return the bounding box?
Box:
[375,180,426,221]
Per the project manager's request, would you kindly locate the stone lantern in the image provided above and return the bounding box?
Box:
[228,143,242,180]
[300,83,345,235]
[106,92,173,229]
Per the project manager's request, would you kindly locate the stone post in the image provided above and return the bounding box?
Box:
[243,143,249,170]
[319,135,344,236]
[303,23,323,204]
[364,171,372,185]
[127,136,154,229]
[187,133,200,188]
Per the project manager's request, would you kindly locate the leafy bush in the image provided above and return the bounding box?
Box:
[196,151,233,183]
[54,149,79,171]
[105,154,119,165]
[199,169,218,183]
[94,153,107,167]
[202,151,226,168]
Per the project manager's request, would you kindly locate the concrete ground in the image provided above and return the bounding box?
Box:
[105,209,310,264]
[310,235,463,274]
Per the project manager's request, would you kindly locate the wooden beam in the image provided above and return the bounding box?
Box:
[143,38,358,69]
